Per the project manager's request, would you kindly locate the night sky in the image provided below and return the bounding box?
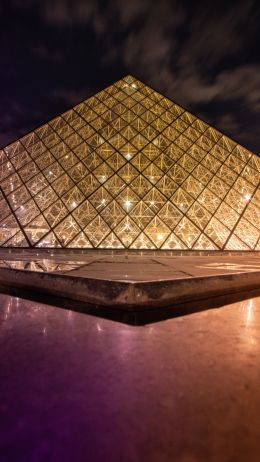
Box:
[1,0,259,154]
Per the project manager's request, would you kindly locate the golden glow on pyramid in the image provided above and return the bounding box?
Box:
[0,75,259,250]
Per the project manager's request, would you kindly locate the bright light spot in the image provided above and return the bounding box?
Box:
[49,171,53,175]
[244,194,251,201]
[157,234,164,241]
[125,153,132,160]
[100,175,107,182]
[150,201,155,206]
[131,83,137,88]
[71,201,77,208]
[124,200,131,210]
[246,298,253,324]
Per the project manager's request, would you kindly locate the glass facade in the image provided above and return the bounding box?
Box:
[0,75,259,249]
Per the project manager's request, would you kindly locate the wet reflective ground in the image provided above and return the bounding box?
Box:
[0,294,260,461]
[0,252,260,281]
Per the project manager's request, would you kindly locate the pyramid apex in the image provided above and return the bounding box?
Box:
[122,74,137,79]
[121,74,139,84]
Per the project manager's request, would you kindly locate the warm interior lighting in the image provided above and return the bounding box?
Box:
[0,75,258,251]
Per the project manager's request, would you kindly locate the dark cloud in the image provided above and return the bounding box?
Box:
[32,44,63,62]
[178,1,257,67]
[215,114,241,134]
[154,64,260,108]
[0,101,35,148]
[11,0,96,25]
[52,85,92,106]
[41,0,96,26]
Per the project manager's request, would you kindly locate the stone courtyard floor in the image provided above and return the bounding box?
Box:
[0,249,260,280]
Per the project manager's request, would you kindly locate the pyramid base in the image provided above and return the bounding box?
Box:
[0,249,259,324]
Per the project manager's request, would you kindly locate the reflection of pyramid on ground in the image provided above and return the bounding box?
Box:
[0,75,259,250]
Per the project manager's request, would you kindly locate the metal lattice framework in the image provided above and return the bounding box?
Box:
[0,75,259,250]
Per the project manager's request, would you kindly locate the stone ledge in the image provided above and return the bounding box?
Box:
[0,266,259,313]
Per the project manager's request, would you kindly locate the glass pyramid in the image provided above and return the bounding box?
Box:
[0,75,259,250]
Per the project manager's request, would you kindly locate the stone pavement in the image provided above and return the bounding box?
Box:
[0,249,260,281]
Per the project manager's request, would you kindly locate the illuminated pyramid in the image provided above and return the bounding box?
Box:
[0,75,259,250]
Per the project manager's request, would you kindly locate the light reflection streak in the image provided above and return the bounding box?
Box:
[246,299,254,327]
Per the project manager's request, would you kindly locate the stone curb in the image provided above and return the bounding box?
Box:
[0,267,260,311]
